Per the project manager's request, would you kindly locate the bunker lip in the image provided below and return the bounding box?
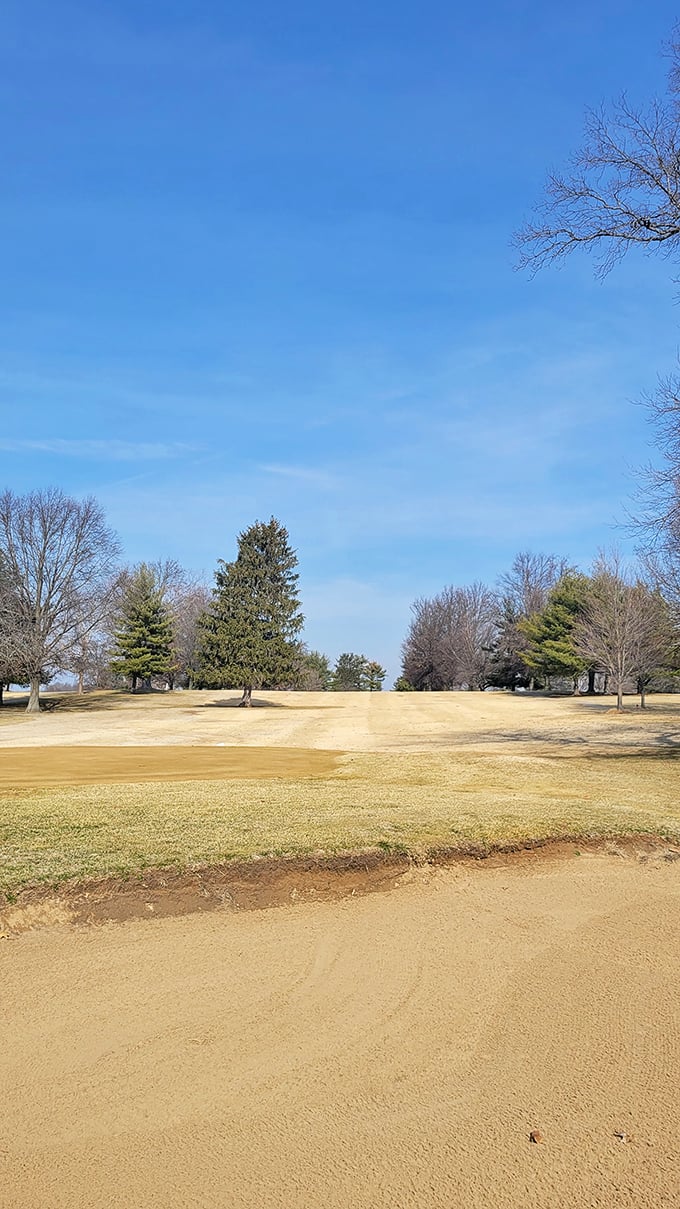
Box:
[2,834,679,935]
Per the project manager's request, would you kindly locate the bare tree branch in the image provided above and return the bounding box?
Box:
[515,50,680,278]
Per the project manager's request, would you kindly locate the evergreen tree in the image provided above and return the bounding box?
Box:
[330,653,385,691]
[195,518,303,706]
[297,648,333,690]
[364,660,387,691]
[394,675,415,691]
[331,652,368,691]
[519,573,591,690]
[486,598,531,690]
[110,564,174,692]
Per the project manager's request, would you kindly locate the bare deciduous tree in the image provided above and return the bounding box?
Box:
[402,595,450,690]
[402,583,496,690]
[0,552,27,704]
[67,630,115,693]
[574,553,674,710]
[499,551,570,618]
[637,376,680,608]
[168,579,212,688]
[0,488,120,711]
[515,59,680,278]
[442,583,497,690]
[516,29,680,600]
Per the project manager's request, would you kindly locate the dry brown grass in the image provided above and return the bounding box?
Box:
[0,689,678,894]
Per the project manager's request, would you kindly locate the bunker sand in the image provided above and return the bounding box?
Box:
[2,850,680,1208]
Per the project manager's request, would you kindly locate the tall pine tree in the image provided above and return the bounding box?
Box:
[110,564,174,692]
[195,518,303,705]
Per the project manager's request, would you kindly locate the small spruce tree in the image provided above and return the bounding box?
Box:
[110,564,174,692]
[364,660,387,691]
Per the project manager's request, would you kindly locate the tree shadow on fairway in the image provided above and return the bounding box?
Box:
[202,696,291,709]
[0,693,117,714]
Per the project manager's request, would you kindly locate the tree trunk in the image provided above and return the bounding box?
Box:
[77,671,84,694]
[617,682,624,711]
[639,680,647,710]
[240,685,253,707]
[131,673,138,693]
[529,677,535,692]
[587,668,596,695]
[0,683,3,707]
[27,676,41,713]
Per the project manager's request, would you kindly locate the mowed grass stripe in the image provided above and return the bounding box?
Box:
[0,746,341,789]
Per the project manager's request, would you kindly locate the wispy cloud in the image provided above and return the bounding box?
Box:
[0,438,200,461]
[258,462,341,489]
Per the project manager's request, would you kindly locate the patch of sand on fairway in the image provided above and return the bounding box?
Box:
[2,852,680,1208]
[0,745,340,789]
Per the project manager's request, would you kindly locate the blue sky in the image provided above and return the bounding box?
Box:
[2,0,680,681]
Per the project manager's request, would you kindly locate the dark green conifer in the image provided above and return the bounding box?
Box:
[519,573,591,689]
[195,518,303,705]
[110,564,174,691]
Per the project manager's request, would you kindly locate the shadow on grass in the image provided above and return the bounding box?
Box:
[203,696,290,710]
[48,691,131,713]
[199,696,340,710]
[1,690,173,714]
[0,695,32,713]
[394,727,680,758]
[501,691,680,718]
[573,698,680,717]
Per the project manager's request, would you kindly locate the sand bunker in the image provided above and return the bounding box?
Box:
[3,850,680,1208]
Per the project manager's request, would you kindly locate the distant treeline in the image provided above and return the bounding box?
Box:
[399,551,679,709]
[0,489,384,712]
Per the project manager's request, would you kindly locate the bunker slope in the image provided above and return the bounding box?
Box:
[3,850,680,1209]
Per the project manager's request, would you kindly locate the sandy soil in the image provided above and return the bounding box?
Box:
[3,849,680,1209]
